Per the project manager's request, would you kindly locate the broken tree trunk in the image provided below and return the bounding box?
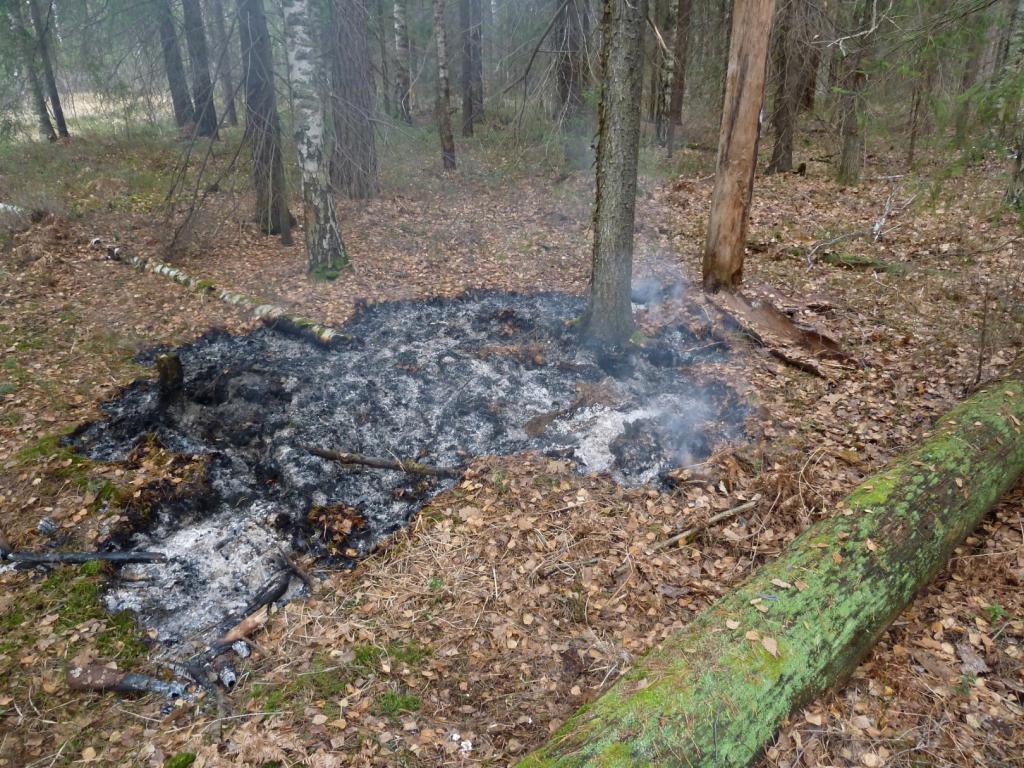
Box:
[517,380,1024,767]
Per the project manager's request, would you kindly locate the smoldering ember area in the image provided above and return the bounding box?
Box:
[69,289,748,646]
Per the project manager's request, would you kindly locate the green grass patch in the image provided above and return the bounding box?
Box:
[375,690,421,719]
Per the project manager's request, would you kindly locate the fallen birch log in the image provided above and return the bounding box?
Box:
[93,240,347,348]
[518,381,1024,767]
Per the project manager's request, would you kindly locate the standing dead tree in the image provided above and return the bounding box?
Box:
[702,0,776,292]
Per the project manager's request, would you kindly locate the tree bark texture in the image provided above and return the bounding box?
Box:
[555,0,589,126]
[154,0,197,130]
[581,0,646,348]
[1008,128,1024,209]
[836,0,872,186]
[206,0,240,126]
[665,0,692,155]
[282,0,351,274]
[328,0,381,199]
[237,0,292,242]
[27,0,68,138]
[518,380,1024,767]
[434,0,457,170]
[702,0,775,292]
[766,0,806,174]
[4,0,57,141]
[459,0,483,135]
[394,0,413,123]
[181,0,220,137]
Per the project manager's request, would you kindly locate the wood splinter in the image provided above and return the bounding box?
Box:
[306,446,463,478]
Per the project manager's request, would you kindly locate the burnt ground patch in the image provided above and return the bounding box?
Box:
[70,290,748,645]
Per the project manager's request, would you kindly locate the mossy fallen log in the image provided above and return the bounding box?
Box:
[99,242,347,347]
[518,381,1024,768]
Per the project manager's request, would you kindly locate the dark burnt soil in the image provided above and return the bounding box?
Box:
[70,290,747,646]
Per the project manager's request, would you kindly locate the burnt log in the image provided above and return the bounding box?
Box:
[67,663,187,698]
[4,550,167,567]
[156,352,183,403]
[306,446,462,478]
[518,381,1024,767]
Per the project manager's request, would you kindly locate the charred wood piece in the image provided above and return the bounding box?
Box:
[156,352,184,404]
[3,550,167,567]
[306,446,463,478]
[67,663,189,699]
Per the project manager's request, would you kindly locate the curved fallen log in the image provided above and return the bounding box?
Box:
[518,381,1024,768]
[92,240,347,347]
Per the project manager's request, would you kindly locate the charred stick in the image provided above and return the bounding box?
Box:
[306,446,462,478]
[4,550,167,566]
[67,663,188,699]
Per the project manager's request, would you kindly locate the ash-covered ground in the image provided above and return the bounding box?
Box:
[72,290,747,645]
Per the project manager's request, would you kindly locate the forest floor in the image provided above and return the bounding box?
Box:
[1,122,1023,768]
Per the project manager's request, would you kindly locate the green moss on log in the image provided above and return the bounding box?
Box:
[518,382,1024,768]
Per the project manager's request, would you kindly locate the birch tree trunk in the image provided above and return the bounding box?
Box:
[394,0,413,123]
[665,0,692,155]
[580,0,646,348]
[702,0,775,292]
[206,0,239,126]
[181,0,220,137]
[434,0,457,170]
[328,0,381,199]
[27,0,68,139]
[237,0,292,242]
[281,0,351,275]
[154,0,197,130]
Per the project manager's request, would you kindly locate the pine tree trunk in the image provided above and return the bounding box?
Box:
[434,0,457,170]
[460,0,475,136]
[702,0,775,293]
[766,0,803,174]
[237,0,292,242]
[281,0,350,274]
[154,0,197,130]
[394,0,414,124]
[374,0,393,119]
[581,0,646,348]
[27,0,69,138]
[518,381,1024,768]
[665,0,692,156]
[328,0,381,199]
[206,0,239,126]
[1007,128,1024,209]
[836,0,872,186]
[469,0,484,119]
[181,0,220,137]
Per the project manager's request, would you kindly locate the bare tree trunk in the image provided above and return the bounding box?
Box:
[4,0,57,141]
[954,24,986,147]
[665,0,692,156]
[702,0,775,292]
[581,0,646,348]
[328,0,381,199]
[766,0,805,174]
[469,0,484,119]
[394,0,413,123]
[154,0,197,130]
[434,0,457,170]
[181,0,220,137]
[460,0,475,135]
[1008,128,1024,209]
[556,0,589,126]
[206,0,239,126]
[237,0,292,242]
[836,0,872,186]
[27,0,68,138]
[281,0,350,275]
